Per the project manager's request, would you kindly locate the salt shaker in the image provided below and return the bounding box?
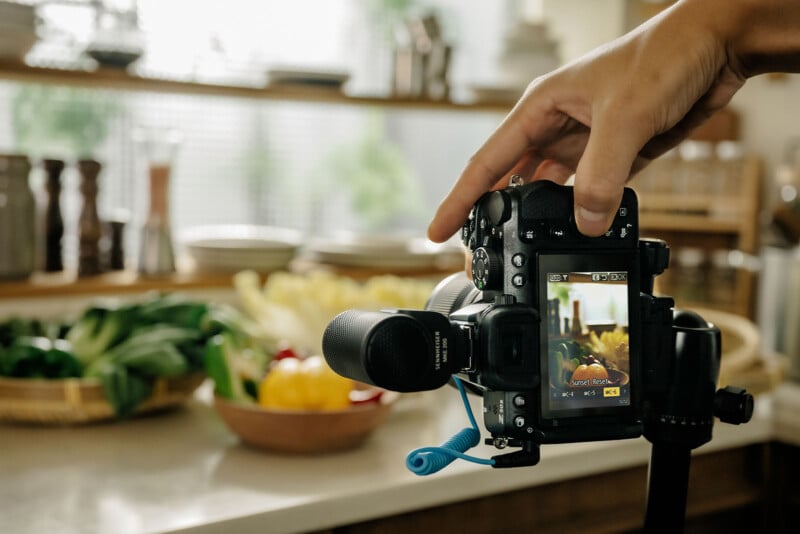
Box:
[135,128,180,277]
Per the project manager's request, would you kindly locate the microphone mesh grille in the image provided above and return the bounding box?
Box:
[322,310,437,392]
[367,318,431,391]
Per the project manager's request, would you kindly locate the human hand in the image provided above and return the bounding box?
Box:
[428,0,753,241]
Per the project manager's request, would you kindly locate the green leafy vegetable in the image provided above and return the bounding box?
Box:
[113,343,188,378]
[0,318,49,347]
[136,293,209,330]
[0,337,82,379]
[1,293,268,417]
[85,356,153,418]
[109,325,200,359]
[65,304,138,367]
[204,333,251,402]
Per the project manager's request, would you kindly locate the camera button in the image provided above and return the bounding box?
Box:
[550,225,567,238]
[513,416,526,428]
[511,253,526,268]
[512,273,526,287]
[513,394,527,408]
[519,229,537,242]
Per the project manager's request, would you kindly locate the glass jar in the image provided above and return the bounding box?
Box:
[715,141,744,196]
[641,147,679,195]
[0,154,35,279]
[677,141,715,195]
[673,247,708,303]
[709,249,737,307]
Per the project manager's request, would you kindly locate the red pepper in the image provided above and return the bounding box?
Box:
[274,347,299,360]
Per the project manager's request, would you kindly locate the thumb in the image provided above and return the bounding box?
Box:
[573,112,646,236]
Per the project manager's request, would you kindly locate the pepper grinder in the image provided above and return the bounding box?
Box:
[43,159,65,272]
[77,159,103,277]
[108,219,126,271]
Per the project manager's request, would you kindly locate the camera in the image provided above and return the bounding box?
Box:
[323,180,752,464]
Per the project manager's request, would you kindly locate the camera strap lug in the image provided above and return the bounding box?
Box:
[508,174,524,187]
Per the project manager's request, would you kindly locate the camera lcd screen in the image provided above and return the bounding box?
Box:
[544,267,632,415]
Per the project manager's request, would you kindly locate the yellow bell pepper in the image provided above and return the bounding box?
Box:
[258,355,353,411]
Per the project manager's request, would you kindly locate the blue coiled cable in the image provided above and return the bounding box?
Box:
[405,376,495,475]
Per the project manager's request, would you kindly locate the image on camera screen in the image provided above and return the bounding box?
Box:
[546,271,630,413]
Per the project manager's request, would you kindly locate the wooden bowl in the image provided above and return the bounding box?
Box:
[0,373,205,425]
[213,392,397,454]
[690,307,760,374]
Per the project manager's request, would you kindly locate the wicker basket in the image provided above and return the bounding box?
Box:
[0,373,205,424]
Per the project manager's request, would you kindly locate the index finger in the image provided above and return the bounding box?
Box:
[427,114,534,243]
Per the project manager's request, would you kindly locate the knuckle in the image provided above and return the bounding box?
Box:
[576,181,622,211]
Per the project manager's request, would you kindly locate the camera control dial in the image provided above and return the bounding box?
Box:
[485,190,512,226]
[640,238,670,276]
[472,246,502,290]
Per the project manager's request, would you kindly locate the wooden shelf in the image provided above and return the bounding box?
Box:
[638,156,762,252]
[639,193,745,213]
[0,261,458,300]
[0,270,238,299]
[638,156,763,319]
[0,59,488,301]
[640,213,744,234]
[0,59,512,113]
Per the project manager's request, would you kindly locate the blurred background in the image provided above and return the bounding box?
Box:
[3,3,800,533]
[2,0,800,371]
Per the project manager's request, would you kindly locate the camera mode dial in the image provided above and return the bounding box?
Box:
[472,247,502,290]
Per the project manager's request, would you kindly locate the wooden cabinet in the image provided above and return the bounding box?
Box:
[635,155,762,319]
[315,443,797,534]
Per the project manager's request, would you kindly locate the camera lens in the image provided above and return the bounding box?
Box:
[425,272,482,315]
[323,309,463,392]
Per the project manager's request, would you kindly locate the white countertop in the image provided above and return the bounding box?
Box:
[1,378,794,534]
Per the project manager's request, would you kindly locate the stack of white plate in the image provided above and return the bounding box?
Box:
[0,2,37,60]
[265,67,350,90]
[305,234,464,271]
[181,225,304,274]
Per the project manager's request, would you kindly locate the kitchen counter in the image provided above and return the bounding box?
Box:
[1,378,795,534]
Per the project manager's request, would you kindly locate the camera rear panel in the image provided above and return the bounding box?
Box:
[463,180,643,443]
[463,179,639,304]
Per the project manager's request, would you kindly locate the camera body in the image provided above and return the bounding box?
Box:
[456,180,644,444]
[323,180,695,450]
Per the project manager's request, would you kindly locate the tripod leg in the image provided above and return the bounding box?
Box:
[643,443,691,533]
